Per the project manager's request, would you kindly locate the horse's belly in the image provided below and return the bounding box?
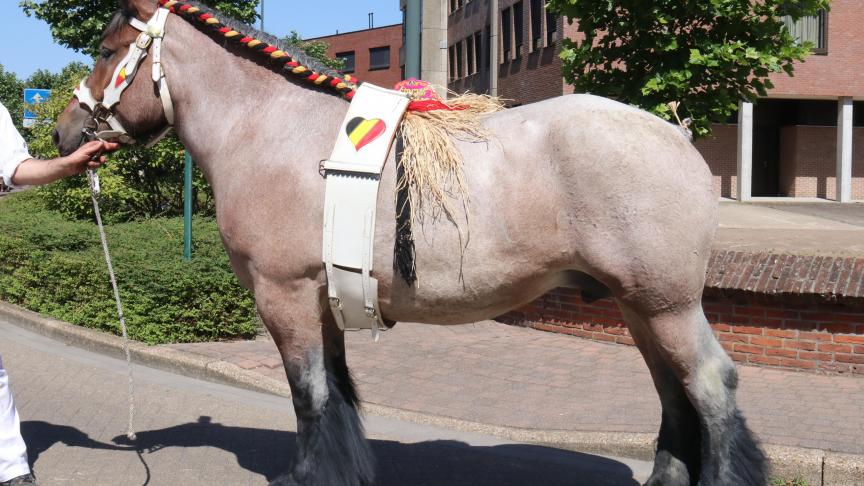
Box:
[378,216,574,324]
[381,269,565,324]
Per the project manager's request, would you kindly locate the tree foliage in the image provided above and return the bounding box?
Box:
[20,0,260,57]
[0,64,25,133]
[0,62,91,134]
[547,0,831,137]
[282,31,344,71]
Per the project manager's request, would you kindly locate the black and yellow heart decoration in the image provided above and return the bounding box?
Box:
[345,116,386,151]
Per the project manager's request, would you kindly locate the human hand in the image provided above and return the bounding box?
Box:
[60,140,121,176]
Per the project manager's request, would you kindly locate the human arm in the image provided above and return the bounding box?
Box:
[1,102,119,187]
[10,140,119,186]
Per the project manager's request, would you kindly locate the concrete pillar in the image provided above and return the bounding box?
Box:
[489,0,499,97]
[836,96,853,202]
[736,101,754,201]
[404,0,421,80]
[419,0,449,97]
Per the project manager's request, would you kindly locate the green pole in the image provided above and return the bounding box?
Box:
[404,0,421,79]
[183,150,193,260]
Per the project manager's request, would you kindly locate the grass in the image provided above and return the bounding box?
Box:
[770,476,811,486]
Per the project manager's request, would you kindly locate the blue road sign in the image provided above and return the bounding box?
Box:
[23,88,52,119]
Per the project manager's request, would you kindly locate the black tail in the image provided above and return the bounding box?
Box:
[329,346,362,410]
[722,409,768,486]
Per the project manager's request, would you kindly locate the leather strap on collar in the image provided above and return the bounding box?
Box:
[76,8,174,148]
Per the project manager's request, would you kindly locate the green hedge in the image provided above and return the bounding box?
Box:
[0,192,258,344]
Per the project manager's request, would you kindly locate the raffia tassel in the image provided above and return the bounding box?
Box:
[397,92,504,229]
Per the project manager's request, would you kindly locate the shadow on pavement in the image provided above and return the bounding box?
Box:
[24,416,639,485]
[21,421,134,469]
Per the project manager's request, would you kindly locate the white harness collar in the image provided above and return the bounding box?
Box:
[76,7,174,148]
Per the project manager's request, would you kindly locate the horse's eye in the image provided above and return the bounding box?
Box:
[100,48,115,59]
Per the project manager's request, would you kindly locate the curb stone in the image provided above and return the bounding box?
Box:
[763,445,825,486]
[824,453,864,486]
[1,301,860,485]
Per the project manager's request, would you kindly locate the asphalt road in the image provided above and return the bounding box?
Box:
[0,322,651,486]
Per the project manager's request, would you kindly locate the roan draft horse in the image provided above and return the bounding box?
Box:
[54,1,767,484]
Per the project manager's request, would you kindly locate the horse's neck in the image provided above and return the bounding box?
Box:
[162,16,348,185]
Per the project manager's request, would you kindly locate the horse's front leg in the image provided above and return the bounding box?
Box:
[255,280,374,486]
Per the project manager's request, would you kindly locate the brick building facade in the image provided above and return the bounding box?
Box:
[446,0,570,104]
[443,0,596,102]
[308,24,403,89]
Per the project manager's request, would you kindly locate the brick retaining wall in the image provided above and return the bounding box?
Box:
[501,251,864,375]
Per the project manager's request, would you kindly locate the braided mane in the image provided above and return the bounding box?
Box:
[157,0,359,100]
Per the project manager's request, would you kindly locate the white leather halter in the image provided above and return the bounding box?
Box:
[76,7,174,147]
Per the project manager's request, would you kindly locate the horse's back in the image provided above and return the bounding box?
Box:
[470,93,716,233]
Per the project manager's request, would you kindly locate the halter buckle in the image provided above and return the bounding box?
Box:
[135,32,153,49]
[91,104,112,121]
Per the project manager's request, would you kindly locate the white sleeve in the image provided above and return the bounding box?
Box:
[0,103,33,188]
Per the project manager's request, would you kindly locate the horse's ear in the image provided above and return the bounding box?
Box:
[118,0,158,20]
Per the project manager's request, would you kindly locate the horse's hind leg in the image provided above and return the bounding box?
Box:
[620,302,767,486]
[255,280,374,486]
[620,308,701,485]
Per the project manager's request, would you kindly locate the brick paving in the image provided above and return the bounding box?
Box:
[169,320,864,455]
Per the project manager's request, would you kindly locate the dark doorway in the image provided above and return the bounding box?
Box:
[751,101,788,197]
[752,125,781,196]
[751,99,837,197]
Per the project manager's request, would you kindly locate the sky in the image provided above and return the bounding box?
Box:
[0,1,402,79]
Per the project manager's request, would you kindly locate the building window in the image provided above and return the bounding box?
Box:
[466,36,475,75]
[369,46,390,70]
[456,41,464,79]
[854,101,864,127]
[783,10,827,54]
[474,31,483,70]
[484,26,491,68]
[449,45,456,81]
[502,7,512,62]
[546,9,558,46]
[530,0,542,50]
[449,0,456,14]
[513,1,524,59]
[336,51,355,73]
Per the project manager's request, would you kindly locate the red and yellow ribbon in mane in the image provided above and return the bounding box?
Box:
[157,1,469,111]
[158,0,358,100]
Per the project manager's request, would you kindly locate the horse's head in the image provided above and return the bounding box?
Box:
[55,0,172,155]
